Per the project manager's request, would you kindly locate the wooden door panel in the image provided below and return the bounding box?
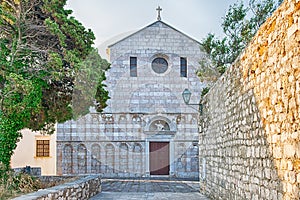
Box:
[150,142,169,175]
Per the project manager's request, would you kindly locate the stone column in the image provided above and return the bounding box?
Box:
[169,139,175,176]
[145,139,150,177]
[86,143,92,174]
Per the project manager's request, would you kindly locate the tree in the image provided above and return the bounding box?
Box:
[72,48,110,117]
[0,0,109,177]
[198,0,283,79]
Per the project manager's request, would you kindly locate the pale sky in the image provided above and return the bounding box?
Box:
[66,0,238,58]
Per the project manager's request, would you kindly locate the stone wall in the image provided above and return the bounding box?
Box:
[13,175,101,200]
[13,166,41,176]
[199,0,299,199]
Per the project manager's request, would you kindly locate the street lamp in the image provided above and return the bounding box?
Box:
[182,88,192,105]
[182,88,203,114]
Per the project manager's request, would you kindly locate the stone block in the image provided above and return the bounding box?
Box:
[287,160,294,171]
[284,144,296,158]
[273,146,283,159]
[265,168,271,179]
[287,24,298,38]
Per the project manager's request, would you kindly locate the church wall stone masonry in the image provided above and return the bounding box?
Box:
[57,14,208,178]
[199,0,300,199]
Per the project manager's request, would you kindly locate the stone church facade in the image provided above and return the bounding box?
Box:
[56,18,207,178]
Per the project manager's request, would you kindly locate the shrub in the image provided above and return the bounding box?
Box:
[0,163,41,199]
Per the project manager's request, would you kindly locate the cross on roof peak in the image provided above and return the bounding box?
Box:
[156,6,162,21]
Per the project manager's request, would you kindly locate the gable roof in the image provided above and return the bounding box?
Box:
[108,20,201,48]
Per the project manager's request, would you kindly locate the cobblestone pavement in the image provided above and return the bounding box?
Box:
[90,178,210,200]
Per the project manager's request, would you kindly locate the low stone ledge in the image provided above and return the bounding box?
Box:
[12,175,101,200]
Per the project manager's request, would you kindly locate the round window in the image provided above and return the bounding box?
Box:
[152,57,168,74]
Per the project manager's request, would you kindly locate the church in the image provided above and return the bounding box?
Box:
[56,7,207,178]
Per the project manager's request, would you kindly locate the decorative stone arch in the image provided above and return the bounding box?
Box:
[132,114,142,124]
[91,143,101,173]
[62,144,73,174]
[149,53,170,62]
[102,114,114,124]
[133,142,143,174]
[105,143,115,173]
[133,142,143,152]
[177,143,187,172]
[118,114,127,123]
[144,116,176,132]
[77,144,87,174]
[119,143,129,172]
[188,142,199,172]
[179,115,186,123]
[91,114,100,123]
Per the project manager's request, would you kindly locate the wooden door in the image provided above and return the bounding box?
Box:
[150,142,169,175]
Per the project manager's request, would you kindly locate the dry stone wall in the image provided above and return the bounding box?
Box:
[199,0,300,199]
[13,175,101,200]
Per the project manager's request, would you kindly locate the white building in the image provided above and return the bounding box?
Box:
[11,129,57,175]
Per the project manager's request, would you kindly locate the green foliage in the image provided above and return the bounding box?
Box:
[200,33,229,74]
[95,72,110,112]
[73,48,110,117]
[199,0,283,79]
[0,0,110,179]
[0,75,42,172]
[249,0,283,29]
[222,2,250,63]
[201,87,210,97]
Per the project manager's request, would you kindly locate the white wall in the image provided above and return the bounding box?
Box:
[10,129,57,175]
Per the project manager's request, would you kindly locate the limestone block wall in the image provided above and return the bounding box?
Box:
[13,175,101,200]
[199,0,299,199]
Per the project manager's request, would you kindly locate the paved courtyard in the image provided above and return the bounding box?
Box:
[90,178,209,200]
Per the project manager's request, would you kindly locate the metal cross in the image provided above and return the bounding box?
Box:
[156,6,162,21]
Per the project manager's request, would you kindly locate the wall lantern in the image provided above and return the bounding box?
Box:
[182,88,192,105]
[182,88,203,115]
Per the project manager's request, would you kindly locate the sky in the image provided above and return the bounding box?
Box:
[65,0,238,58]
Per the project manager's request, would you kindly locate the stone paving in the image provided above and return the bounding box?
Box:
[90,178,210,200]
